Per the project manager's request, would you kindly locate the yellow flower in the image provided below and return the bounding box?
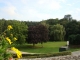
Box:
[11,34,13,36]
[14,37,17,41]
[6,37,12,44]
[11,47,22,58]
[7,25,13,30]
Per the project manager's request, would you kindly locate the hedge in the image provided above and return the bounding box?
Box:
[13,51,71,58]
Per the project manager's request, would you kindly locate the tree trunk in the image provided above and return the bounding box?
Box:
[33,43,35,47]
[41,42,43,47]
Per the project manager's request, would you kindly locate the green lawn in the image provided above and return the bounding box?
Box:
[15,41,67,53]
[68,48,80,52]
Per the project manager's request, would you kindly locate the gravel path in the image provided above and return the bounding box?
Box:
[15,51,80,60]
[72,51,80,56]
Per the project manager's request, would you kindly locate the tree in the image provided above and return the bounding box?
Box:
[64,14,72,21]
[11,20,28,44]
[26,21,40,27]
[66,20,79,40]
[40,20,49,29]
[50,24,66,41]
[28,24,49,47]
[0,19,28,44]
[41,19,59,41]
[69,34,80,45]
[59,19,69,27]
[46,18,59,25]
[0,19,5,33]
[0,25,22,59]
[77,21,80,34]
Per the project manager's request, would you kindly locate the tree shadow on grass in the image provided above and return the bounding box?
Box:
[15,44,43,50]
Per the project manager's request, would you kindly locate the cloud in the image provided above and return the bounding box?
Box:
[27,9,52,20]
[0,0,17,16]
[3,6,16,16]
[65,11,73,14]
[71,8,80,14]
[67,3,75,6]
[38,0,61,10]
[67,4,72,6]
[76,8,80,12]
[21,0,28,4]
[59,0,66,2]
[0,0,62,21]
[64,8,80,20]
[0,0,24,20]
[0,0,80,21]
[38,0,45,4]
[73,8,80,20]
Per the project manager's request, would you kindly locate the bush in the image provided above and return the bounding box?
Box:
[69,34,80,45]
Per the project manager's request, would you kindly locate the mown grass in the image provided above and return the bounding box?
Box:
[15,41,67,53]
[68,48,80,52]
[13,41,80,58]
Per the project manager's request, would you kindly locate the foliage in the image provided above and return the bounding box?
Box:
[59,19,69,27]
[26,21,40,27]
[68,34,80,45]
[64,14,72,21]
[40,21,49,29]
[9,20,28,44]
[50,24,66,41]
[1,14,80,42]
[46,18,59,25]
[28,24,49,46]
[0,20,28,45]
[0,25,22,60]
[66,20,79,40]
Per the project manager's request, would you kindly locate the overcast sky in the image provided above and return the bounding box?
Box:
[0,0,80,21]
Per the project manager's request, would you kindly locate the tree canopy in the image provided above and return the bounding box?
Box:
[0,20,28,44]
[50,24,66,41]
[0,14,80,45]
[28,24,49,46]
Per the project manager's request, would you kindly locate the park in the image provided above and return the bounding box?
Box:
[0,15,80,60]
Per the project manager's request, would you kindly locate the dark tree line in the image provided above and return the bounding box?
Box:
[1,14,80,45]
[41,15,80,41]
[69,34,80,45]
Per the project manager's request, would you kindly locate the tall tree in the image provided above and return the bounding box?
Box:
[11,20,28,44]
[46,18,59,25]
[66,20,79,40]
[64,14,72,21]
[59,19,69,27]
[26,21,40,27]
[0,19,5,33]
[40,20,49,29]
[50,24,66,41]
[28,24,49,47]
[0,19,28,44]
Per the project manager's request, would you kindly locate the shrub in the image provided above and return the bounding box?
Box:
[69,34,80,45]
[0,25,22,60]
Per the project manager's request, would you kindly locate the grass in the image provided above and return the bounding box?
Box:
[13,41,80,58]
[15,41,67,53]
[68,48,80,52]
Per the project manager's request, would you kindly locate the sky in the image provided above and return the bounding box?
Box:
[0,0,80,21]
